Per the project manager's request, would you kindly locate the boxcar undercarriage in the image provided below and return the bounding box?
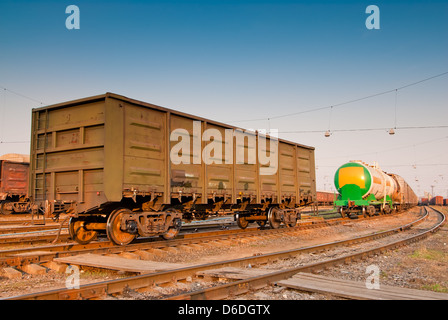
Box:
[65,193,314,245]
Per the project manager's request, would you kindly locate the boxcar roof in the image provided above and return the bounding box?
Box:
[32,92,315,150]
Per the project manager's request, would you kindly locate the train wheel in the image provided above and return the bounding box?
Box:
[69,217,97,245]
[236,213,249,229]
[286,213,297,227]
[268,207,281,229]
[106,208,136,245]
[161,209,182,240]
[0,201,13,214]
[367,205,376,216]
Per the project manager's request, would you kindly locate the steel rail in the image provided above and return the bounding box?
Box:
[0,216,347,268]
[0,207,409,261]
[0,221,234,248]
[2,207,435,300]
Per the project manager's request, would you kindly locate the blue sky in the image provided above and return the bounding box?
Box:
[1,0,447,197]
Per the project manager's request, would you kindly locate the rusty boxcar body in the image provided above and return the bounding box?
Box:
[316,191,336,206]
[0,159,30,214]
[29,93,316,244]
[430,196,444,206]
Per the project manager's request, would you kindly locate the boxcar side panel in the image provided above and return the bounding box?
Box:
[278,142,297,200]
[204,123,233,200]
[297,147,315,201]
[122,102,167,195]
[259,137,279,202]
[234,130,257,201]
[169,114,204,199]
[30,99,107,210]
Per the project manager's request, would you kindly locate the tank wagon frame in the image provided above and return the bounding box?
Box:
[29,93,316,245]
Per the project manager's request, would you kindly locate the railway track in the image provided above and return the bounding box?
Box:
[167,206,446,300]
[0,209,409,268]
[0,215,346,268]
[0,208,392,249]
[2,206,441,300]
[0,218,236,248]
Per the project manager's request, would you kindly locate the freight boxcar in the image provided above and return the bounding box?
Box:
[430,196,444,206]
[316,191,336,206]
[444,199,448,206]
[29,93,316,244]
[0,159,30,214]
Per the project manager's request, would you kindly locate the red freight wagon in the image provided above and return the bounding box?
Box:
[430,196,443,206]
[316,191,336,205]
[0,160,30,214]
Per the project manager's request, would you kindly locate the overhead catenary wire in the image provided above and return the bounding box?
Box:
[278,125,448,134]
[228,71,448,123]
[0,85,46,106]
[0,86,46,144]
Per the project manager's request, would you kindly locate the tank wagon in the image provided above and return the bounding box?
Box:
[29,93,316,245]
[334,161,417,218]
[0,158,30,214]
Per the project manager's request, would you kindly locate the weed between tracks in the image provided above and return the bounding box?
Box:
[410,247,448,262]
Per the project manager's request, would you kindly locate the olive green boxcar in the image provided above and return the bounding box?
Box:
[29,93,316,244]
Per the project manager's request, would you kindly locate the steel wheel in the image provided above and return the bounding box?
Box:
[367,205,376,216]
[236,213,249,229]
[268,207,281,229]
[161,208,182,240]
[286,214,297,227]
[0,201,13,214]
[69,217,97,245]
[106,208,136,245]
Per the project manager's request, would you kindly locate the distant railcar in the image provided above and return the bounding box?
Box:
[316,191,336,206]
[29,93,317,245]
[334,161,417,218]
[0,160,30,214]
[430,196,444,206]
